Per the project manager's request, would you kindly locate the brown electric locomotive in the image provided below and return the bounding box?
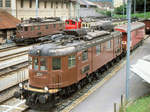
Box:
[14,29,123,110]
[11,17,64,45]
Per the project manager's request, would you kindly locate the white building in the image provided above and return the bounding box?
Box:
[113,0,126,8]
[0,0,77,20]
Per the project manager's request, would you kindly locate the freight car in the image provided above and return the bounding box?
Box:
[14,29,123,110]
[11,17,64,45]
[114,22,145,51]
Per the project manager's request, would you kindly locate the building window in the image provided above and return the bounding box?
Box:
[40,58,47,71]
[68,55,76,68]
[82,50,88,61]
[38,0,40,8]
[66,3,68,8]
[61,1,63,8]
[20,0,24,8]
[45,25,48,29]
[44,1,47,8]
[34,57,38,70]
[52,57,61,70]
[5,0,11,7]
[24,27,28,31]
[51,2,53,8]
[96,45,101,55]
[0,0,3,7]
[107,40,111,49]
[29,0,32,8]
[56,2,58,8]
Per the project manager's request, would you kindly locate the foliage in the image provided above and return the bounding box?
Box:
[96,8,111,17]
[126,95,150,112]
[114,5,126,15]
[113,12,150,19]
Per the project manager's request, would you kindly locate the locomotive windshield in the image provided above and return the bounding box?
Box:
[29,56,48,71]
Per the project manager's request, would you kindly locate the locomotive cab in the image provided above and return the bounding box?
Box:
[65,19,82,29]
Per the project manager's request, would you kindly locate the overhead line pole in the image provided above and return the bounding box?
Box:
[123,0,125,17]
[144,0,146,18]
[35,0,38,18]
[126,0,131,101]
[134,0,136,15]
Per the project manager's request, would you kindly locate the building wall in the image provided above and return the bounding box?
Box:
[0,0,77,20]
[80,7,101,17]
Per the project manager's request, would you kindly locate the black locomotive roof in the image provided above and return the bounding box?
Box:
[29,31,121,57]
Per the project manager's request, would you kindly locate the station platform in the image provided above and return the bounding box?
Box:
[70,38,150,112]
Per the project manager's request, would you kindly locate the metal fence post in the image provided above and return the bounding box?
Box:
[114,103,117,112]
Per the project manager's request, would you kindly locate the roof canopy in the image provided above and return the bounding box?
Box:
[0,11,20,30]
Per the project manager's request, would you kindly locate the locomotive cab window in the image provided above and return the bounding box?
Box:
[52,57,61,70]
[45,25,49,29]
[40,58,47,71]
[24,27,28,31]
[72,21,76,25]
[66,21,69,24]
[82,50,88,61]
[68,55,76,68]
[34,57,39,70]
[31,26,34,31]
[28,56,32,69]
[82,24,85,27]
[96,45,101,55]
[53,24,56,28]
[106,40,111,49]
[38,26,40,30]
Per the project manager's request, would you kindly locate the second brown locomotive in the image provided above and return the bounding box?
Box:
[11,17,64,45]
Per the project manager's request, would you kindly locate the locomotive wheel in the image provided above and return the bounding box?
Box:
[87,76,92,83]
[77,84,81,90]
[95,72,99,79]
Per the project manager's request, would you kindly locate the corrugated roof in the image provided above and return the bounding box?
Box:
[0,11,20,30]
[114,22,145,32]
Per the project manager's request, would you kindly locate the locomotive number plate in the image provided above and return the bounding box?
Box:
[36,72,43,77]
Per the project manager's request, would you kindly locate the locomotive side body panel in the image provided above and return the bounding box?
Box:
[77,48,93,81]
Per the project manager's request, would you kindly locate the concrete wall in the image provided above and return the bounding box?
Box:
[79,7,101,17]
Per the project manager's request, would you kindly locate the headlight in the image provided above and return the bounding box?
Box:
[44,87,49,92]
[19,83,23,88]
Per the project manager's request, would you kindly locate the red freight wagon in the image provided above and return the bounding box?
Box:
[140,19,150,34]
[114,22,145,51]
